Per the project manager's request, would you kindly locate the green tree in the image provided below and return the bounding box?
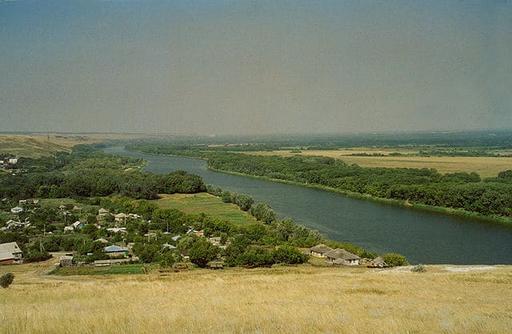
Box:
[188,239,219,268]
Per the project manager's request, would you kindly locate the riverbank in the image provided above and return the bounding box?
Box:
[1,259,511,334]
[124,146,512,227]
[208,166,512,227]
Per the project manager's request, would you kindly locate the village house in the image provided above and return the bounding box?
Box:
[325,248,361,266]
[0,242,23,265]
[114,213,128,224]
[144,232,157,241]
[106,227,127,234]
[103,245,129,258]
[59,255,74,267]
[162,243,176,250]
[10,206,24,214]
[98,208,110,216]
[1,219,30,231]
[309,244,333,258]
[208,236,222,246]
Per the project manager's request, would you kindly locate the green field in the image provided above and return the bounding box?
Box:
[155,193,257,224]
[52,264,148,276]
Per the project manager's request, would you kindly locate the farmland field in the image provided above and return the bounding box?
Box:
[1,259,511,334]
[155,193,257,224]
[247,150,512,177]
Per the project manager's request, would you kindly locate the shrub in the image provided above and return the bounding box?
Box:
[25,249,52,263]
[411,264,426,273]
[0,273,14,288]
[272,245,308,264]
[382,253,409,267]
[238,246,274,268]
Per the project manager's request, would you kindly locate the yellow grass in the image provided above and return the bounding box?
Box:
[248,150,512,177]
[0,134,100,158]
[1,259,511,333]
[155,193,257,224]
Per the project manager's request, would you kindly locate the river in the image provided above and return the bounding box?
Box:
[105,146,512,264]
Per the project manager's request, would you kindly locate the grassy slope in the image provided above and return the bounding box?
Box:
[0,135,100,158]
[155,193,258,224]
[1,259,511,334]
[248,150,512,177]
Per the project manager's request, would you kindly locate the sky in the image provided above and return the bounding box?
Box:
[0,0,511,135]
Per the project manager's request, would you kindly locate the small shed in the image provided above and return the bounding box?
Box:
[59,255,74,267]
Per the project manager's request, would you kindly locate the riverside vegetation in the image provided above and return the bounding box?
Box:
[128,144,512,224]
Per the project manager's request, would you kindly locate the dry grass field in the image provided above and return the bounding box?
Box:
[1,259,511,334]
[0,134,101,157]
[248,150,512,177]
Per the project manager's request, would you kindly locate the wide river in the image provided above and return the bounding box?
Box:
[106,146,512,264]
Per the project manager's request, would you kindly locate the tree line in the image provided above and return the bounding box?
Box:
[0,148,206,200]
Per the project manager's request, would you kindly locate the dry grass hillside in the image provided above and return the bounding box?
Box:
[1,259,511,334]
[0,134,101,157]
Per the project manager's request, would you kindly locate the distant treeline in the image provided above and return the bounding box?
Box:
[0,145,205,200]
[127,144,512,220]
[124,129,512,149]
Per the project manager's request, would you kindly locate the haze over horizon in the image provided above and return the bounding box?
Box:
[1,0,511,135]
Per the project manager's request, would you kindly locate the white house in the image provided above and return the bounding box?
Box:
[0,242,23,264]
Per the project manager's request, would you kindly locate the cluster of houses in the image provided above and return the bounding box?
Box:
[0,242,23,265]
[2,200,41,232]
[309,244,388,268]
[0,156,18,169]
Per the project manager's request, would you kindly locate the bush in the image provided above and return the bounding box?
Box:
[271,245,308,264]
[0,273,14,288]
[25,249,52,263]
[382,253,409,267]
[238,246,274,268]
[411,264,426,273]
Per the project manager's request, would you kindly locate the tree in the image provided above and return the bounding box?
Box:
[0,273,14,288]
[221,191,232,203]
[188,239,219,268]
[160,252,176,268]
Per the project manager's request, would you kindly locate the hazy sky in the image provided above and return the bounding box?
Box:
[1,0,511,135]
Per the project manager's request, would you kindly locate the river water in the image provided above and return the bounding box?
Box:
[106,146,512,264]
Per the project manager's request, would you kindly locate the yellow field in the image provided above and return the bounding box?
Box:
[0,133,151,158]
[155,193,258,224]
[248,150,512,177]
[1,259,511,334]
[0,134,101,158]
